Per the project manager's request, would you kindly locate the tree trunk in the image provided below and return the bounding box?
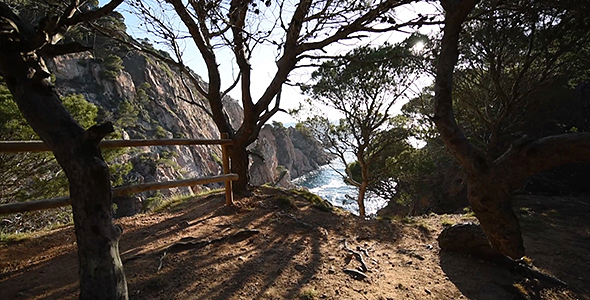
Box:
[357,157,370,218]
[230,143,250,196]
[467,176,524,259]
[433,0,590,260]
[432,0,526,259]
[69,127,129,300]
[357,181,368,218]
[0,24,128,299]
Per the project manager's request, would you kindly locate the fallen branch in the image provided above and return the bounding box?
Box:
[357,245,371,258]
[343,268,367,280]
[342,239,368,272]
[158,251,167,271]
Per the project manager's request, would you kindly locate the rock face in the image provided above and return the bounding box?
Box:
[249,123,332,188]
[45,51,327,215]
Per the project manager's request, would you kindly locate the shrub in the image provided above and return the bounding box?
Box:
[101,54,124,80]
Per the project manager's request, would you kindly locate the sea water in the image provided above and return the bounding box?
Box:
[293,159,389,216]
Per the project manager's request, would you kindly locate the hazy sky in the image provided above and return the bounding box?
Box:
[100,0,439,125]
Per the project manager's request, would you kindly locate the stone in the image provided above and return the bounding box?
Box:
[437,223,502,260]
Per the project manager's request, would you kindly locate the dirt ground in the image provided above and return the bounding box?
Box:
[1,187,589,300]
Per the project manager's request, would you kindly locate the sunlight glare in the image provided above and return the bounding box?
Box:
[412,41,425,53]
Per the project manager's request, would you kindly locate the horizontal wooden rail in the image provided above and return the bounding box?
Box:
[0,174,238,215]
[112,174,238,196]
[0,138,234,153]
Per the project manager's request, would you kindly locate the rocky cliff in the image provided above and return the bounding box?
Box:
[46,50,328,215]
[249,123,333,188]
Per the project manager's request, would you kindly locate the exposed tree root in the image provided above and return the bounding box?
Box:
[342,239,369,273]
[439,223,568,288]
[343,268,368,280]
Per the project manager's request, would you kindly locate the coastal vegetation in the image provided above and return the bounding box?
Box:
[298,41,419,217]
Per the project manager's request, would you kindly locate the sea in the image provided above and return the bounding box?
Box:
[293,159,389,217]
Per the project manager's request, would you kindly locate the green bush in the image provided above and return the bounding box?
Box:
[116,100,139,128]
[154,126,168,138]
[101,54,124,80]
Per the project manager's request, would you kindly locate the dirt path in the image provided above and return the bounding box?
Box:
[1,188,589,299]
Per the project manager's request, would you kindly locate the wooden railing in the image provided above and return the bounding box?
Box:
[0,134,237,215]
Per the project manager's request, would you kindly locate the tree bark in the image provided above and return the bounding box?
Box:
[0,3,128,298]
[230,142,251,195]
[467,176,524,259]
[358,181,368,218]
[357,154,370,218]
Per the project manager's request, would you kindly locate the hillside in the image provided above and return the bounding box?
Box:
[45,50,330,208]
[1,189,588,300]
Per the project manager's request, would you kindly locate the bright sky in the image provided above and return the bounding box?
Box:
[100,0,440,125]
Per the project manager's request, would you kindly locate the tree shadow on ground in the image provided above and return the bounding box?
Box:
[0,226,79,299]
[121,190,404,300]
[439,252,521,300]
[440,195,590,300]
[1,189,406,300]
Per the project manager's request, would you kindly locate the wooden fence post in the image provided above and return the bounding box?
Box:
[221,133,233,206]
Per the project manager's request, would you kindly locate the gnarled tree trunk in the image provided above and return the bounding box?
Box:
[433,0,590,259]
[467,175,524,258]
[0,2,128,299]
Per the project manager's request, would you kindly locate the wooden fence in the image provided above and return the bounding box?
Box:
[0,134,237,215]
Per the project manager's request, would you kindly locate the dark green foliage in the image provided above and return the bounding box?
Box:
[299,39,420,216]
[387,0,590,215]
[143,191,164,212]
[0,85,100,206]
[136,83,151,105]
[101,55,125,80]
[61,94,99,129]
[154,126,168,139]
[1,79,133,222]
[109,162,133,187]
[0,80,130,234]
[133,153,158,175]
[294,122,312,138]
[450,1,590,159]
[116,100,139,128]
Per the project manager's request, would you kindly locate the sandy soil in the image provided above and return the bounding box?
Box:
[1,187,589,300]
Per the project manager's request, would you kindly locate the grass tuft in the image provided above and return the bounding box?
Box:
[0,231,35,244]
[289,189,333,212]
[150,189,224,213]
[298,288,318,299]
[275,195,296,210]
[441,215,456,227]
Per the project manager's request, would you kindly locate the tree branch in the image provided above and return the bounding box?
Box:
[63,0,124,26]
[432,0,484,176]
[495,133,590,189]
